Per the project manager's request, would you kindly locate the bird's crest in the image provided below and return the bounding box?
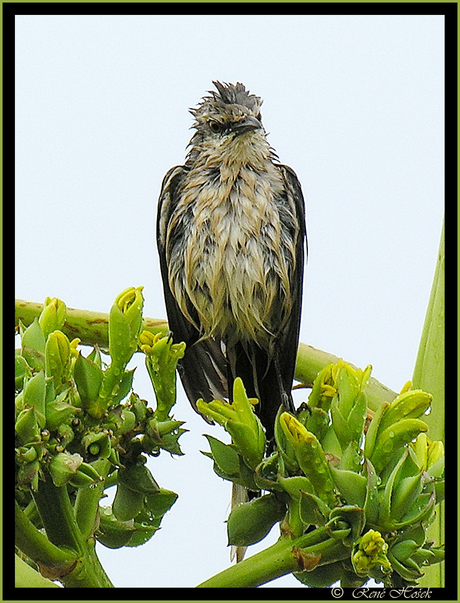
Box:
[190,81,263,119]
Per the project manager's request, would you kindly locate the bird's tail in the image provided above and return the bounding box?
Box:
[230,483,248,563]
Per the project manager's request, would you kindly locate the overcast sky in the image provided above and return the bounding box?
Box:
[15,13,444,588]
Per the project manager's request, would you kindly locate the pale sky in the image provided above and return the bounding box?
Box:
[15,13,444,588]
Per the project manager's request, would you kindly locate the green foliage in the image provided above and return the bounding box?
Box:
[201,360,444,588]
[13,222,445,588]
[15,289,186,587]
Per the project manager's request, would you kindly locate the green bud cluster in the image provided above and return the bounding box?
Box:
[200,361,444,588]
[198,378,266,471]
[140,330,186,421]
[15,289,185,584]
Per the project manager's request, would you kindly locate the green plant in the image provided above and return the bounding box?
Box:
[14,222,444,588]
[15,289,186,587]
[196,363,444,588]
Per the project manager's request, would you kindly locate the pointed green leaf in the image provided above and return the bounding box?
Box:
[74,351,104,406]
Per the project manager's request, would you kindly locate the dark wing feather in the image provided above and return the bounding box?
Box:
[277,164,307,394]
[156,165,228,411]
[257,164,306,436]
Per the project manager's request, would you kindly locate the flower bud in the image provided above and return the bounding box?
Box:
[352,529,391,578]
[144,488,178,517]
[15,355,31,391]
[427,439,444,477]
[411,433,444,477]
[15,407,41,445]
[74,351,104,417]
[130,392,148,423]
[197,378,265,470]
[112,483,144,521]
[369,417,428,474]
[378,389,432,434]
[326,505,365,547]
[17,459,40,491]
[118,464,159,494]
[45,331,71,384]
[20,319,46,371]
[109,287,144,367]
[38,297,66,341]
[331,363,369,451]
[68,461,103,488]
[307,363,337,411]
[144,417,187,456]
[227,494,286,547]
[16,445,39,464]
[279,413,337,507]
[45,388,80,431]
[96,507,136,549]
[22,370,46,429]
[141,331,185,420]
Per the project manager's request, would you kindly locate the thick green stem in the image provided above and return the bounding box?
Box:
[30,477,113,587]
[33,476,84,553]
[59,541,113,588]
[15,300,396,409]
[15,299,169,349]
[295,342,397,410]
[15,500,77,571]
[197,528,347,588]
[74,460,111,540]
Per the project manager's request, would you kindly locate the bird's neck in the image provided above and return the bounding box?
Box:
[189,134,274,174]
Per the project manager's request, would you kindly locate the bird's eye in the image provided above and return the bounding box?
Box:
[209,121,224,133]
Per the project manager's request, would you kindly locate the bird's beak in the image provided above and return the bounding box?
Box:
[231,115,263,136]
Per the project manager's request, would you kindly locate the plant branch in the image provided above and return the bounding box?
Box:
[30,477,114,587]
[197,528,348,588]
[295,342,397,410]
[15,500,77,570]
[15,298,169,349]
[33,476,85,553]
[74,460,111,540]
[15,299,396,409]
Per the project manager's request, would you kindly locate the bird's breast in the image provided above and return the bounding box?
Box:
[167,165,298,344]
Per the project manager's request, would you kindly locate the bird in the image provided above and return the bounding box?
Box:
[157,81,306,441]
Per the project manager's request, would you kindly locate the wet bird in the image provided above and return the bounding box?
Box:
[157,81,306,440]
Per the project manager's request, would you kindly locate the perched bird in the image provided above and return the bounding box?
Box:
[157,81,306,440]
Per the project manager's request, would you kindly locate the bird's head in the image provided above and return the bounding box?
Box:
[186,82,274,167]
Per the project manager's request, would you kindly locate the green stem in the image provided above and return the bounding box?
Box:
[15,300,396,410]
[15,299,169,349]
[295,342,397,411]
[15,500,77,570]
[33,476,84,553]
[59,541,113,588]
[74,460,111,540]
[197,528,347,588]
[32,476,113,587]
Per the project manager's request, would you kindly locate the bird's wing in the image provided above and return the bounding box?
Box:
[157,165,228,410]
[277,164,307,395]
